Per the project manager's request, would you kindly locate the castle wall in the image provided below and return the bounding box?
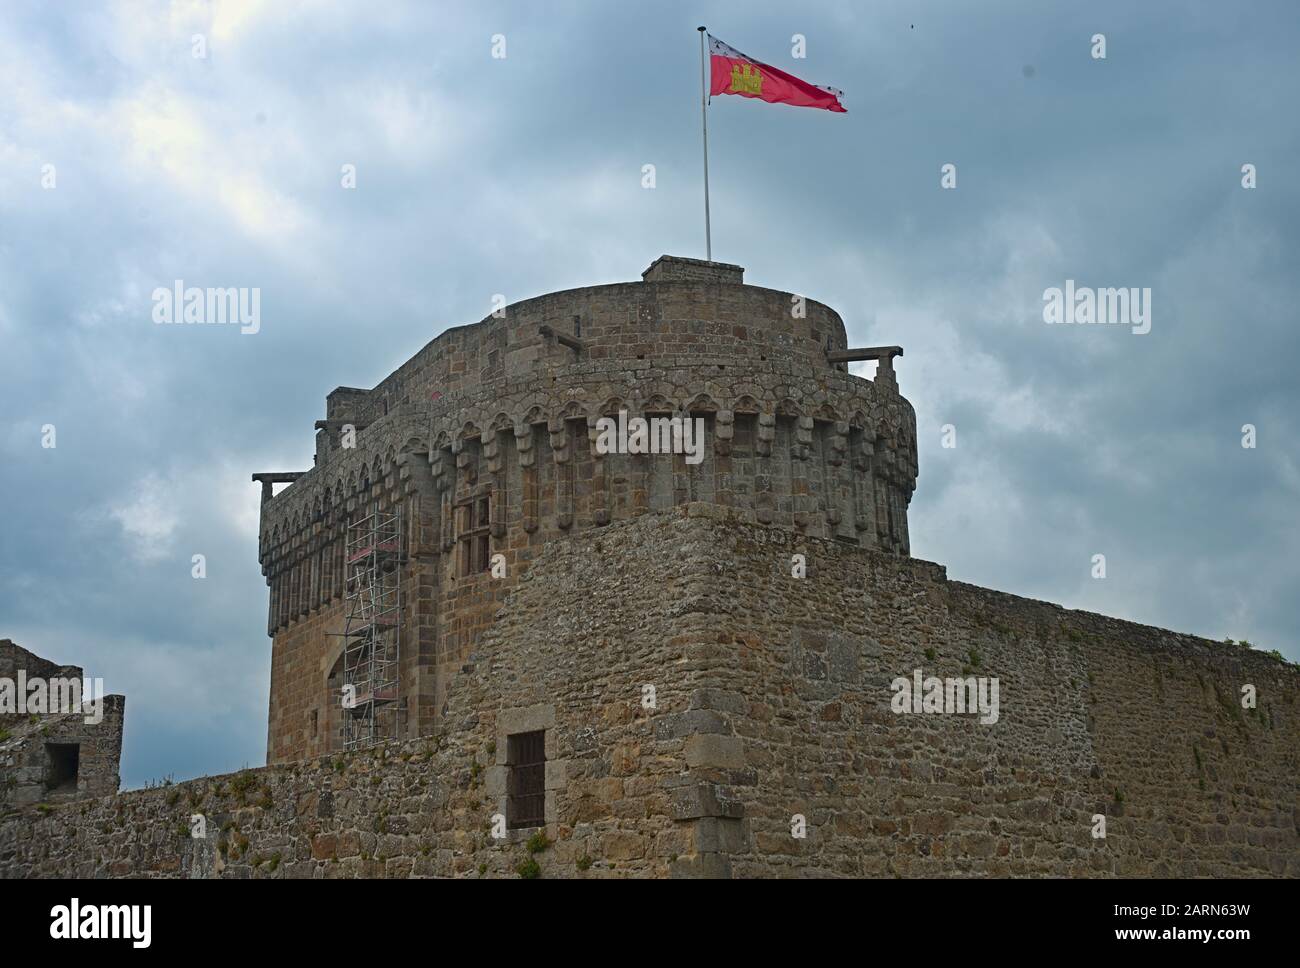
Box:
[674,510,1300,877]
[264,603,347,762]
[1,510,732,878]
[5,508,1296,878]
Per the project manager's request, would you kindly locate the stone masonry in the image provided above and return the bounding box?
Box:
[255,256,917,764]
[0,639,125,811]
[1,508,1295,877]
[1,258,1295,879]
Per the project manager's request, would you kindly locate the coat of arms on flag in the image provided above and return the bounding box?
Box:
[706,33,846,113]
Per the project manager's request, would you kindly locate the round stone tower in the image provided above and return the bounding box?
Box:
[254,256,918,763]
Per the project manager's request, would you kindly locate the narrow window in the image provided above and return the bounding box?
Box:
[455,492,492,576]
[45,743,80,793]
[506,730,546,829]
[475,496,490,571]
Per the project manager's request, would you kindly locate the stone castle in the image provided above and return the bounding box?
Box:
[2,256,1296,878]
[253,255,917,764]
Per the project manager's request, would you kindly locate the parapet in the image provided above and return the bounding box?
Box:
[641,255,744,285]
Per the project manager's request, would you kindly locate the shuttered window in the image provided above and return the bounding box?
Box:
[506,730,546,829]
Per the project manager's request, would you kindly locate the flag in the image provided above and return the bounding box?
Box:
[707,34,846,113]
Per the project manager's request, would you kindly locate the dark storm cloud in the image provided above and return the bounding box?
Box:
[1,0,1296,785]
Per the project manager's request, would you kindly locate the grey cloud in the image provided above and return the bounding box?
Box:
[2,0,1297,785]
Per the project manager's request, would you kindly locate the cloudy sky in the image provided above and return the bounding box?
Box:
[2,0,1297,787]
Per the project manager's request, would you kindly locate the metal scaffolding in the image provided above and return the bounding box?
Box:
[342,505,403,751]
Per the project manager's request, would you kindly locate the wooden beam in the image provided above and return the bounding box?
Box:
[826,345,903,364]
[539,324,585,354]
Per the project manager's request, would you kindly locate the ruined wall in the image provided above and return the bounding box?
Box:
[1,639,72,675]
[0,640,126,809]
[0,699,126,809]
[4,508,1296,878]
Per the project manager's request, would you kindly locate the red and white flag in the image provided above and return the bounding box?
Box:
[707,34,846,113]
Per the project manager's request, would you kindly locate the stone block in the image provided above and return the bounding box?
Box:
[694,817,748,854]
[684,734,744,770]
[671,782,745,821]
[603,830,647,861]
[653,710,731,741]
[669,852,732,879]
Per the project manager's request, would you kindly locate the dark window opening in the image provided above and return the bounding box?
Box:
[506,730,546,829]
[455,492,492,576]
[45,743,80,793]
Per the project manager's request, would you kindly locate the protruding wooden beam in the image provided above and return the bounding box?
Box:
[829,345,904,389]
[539,324,585,355]
[826,345,903,364]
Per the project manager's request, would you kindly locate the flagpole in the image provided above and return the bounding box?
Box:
[697,26,712,263]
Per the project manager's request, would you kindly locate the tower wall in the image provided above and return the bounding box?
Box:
[256,258,919,763]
